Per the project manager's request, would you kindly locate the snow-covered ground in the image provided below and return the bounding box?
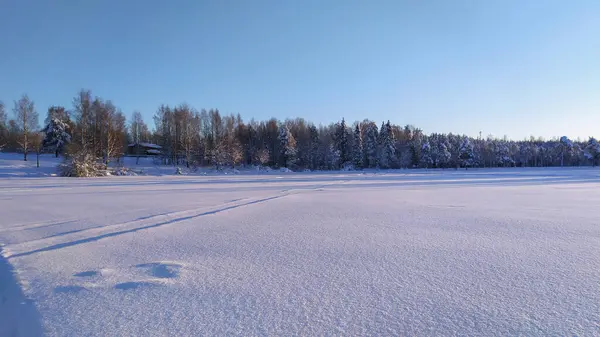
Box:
[1,153,600,336]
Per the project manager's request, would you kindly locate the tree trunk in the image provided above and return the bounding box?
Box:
[24,151,27,161]
[36,151,40,168]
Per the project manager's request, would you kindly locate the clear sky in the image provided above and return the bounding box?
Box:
[1,0,598,140]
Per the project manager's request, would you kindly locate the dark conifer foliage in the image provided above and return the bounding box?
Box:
[0,90,597,169]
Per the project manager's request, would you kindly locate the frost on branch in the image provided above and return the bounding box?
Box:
[58,148,107,177]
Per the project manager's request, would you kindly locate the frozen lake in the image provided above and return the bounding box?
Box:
[1,163,600,336]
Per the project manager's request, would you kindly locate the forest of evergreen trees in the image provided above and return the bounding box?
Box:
[1,89,599,170]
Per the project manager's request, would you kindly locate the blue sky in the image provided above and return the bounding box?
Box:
[1,0,599,140]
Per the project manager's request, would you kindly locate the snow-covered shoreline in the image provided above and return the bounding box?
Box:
[1,152,599,179]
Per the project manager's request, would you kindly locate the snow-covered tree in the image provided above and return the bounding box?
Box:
[409,129,424,168]
[334,118,350,167]
[458,137,474,169]
[571,142,584,166]
[438,142,451,168]
[42,117,71,157]
[59,147,107,177]
[378,121,396,169]
[254,147,270,166]
[352,124,364,169]
[308,124,320,170]
[328,143,340,169]
[421,141,433,168]
[496,141,514,167]
[211,141,229,169]
[559,136,573,167]
[363,121,379,168]
[45,106,70,126]
[584,137,600,166]
[278,124,297,168]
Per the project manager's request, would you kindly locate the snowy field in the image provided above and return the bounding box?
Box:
[1,154,600,336]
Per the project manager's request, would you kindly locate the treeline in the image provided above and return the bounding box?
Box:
[1,90,599,169]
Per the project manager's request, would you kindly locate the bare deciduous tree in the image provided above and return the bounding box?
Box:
[31,131,43,168]
[130,111,149,145]
[103,101,126,165]
[72,90,92,147]
[13,95,39,161]
[175,104,199,167]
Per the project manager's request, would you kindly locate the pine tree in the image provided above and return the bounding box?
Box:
[352,124,364,169]
[42,117,72,157]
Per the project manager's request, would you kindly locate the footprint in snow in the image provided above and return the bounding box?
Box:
[73,270,98,277]
[135,262,182,279]
[54,285,87,293]
[60,262,185,293]
[114,281,160,290]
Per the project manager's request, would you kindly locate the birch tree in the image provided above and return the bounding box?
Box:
[13,95,39,161]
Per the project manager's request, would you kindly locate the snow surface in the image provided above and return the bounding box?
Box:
[1,154,600,336]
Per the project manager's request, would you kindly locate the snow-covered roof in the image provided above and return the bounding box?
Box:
[128,143,162,149]
[147,149,161,154]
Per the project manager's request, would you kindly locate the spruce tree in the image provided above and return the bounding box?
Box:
[45,106,70,126]
[363,122,379,168]
[335,118,349,167]
[378,121,396,169]
[353,124,364,169]
[42,117,72,157]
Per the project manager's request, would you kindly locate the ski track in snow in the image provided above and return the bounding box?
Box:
[1,164,600,335]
